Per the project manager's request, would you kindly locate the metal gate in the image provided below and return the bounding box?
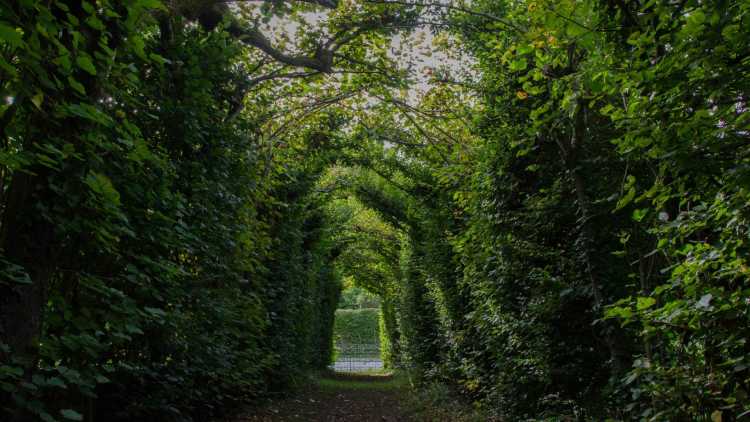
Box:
[331,342,383,372]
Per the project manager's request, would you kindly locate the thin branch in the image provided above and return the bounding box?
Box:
[399,109,450,163]
[433,77,480,92]
[248,70,320,87]
[333,53,405,86]
[225,70,321,122]
[266,91,363,141]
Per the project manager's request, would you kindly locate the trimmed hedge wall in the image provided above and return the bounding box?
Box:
[333,308,381,347]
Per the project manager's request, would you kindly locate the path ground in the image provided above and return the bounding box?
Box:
[230,371,414,421]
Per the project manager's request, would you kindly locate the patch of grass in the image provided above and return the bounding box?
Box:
[316,370,410,391]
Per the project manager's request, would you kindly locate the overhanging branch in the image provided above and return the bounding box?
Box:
[229,25,335,72]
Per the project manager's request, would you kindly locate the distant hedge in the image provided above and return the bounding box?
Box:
[333,308,381,346]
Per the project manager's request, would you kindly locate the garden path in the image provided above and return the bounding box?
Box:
[231,372,413,421]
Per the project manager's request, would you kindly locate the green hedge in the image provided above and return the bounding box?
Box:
[333,308,381,347]
[0,4,342,419]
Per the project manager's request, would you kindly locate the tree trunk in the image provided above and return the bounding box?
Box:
[564,99,626,375]
[0,166,57,422]
[0,170,56,366]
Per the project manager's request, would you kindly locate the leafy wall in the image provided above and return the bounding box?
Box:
[333,308,381,347]
[0,2,343,420]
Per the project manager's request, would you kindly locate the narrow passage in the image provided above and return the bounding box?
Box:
[232,372,412,421]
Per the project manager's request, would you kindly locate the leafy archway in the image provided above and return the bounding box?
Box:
[2,0,749,421]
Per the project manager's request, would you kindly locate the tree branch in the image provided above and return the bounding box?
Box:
[229,24,335,72]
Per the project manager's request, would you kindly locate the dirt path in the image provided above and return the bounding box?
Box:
[231,372,413,421]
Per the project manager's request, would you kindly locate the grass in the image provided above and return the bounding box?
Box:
[316,369,410,391]
[313,370,495,420]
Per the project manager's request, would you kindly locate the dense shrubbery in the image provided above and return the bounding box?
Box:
[341,0,750,420]
[311,1,750,420]
[337,285,381,310]
[0,1,345,420]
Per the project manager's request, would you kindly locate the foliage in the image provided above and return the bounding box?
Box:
[352,0,750,420]
[310,0,750,420]
[1,0,747,420]
[405,382,494,422]
[338,285,381,309]
[0,1,351,419]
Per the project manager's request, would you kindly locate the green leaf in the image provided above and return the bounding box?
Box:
[138,0,166,9]
[85,172,121,206]
[31,93,44,110]
[509,58,527,71]
[148,53,171,65]
[63,104,113,126]
[40,412,57,422]
[68,76,86,95]
[632,208,648,222]
[0,260,31,285]
[722,24,740,43]
[144,306,167,317]
[686,10,706,27]
[85,16,105,31]
[47,377,67,389]
[0,365,24,377]
[0,23,23,48]
[566,23,587,37]
[636,297,656,311]
[615,187,635,210]
[605,305,633,321]
[60,409,83,421]
[129,36,147,60]
[76,55,97,75]
[125,324,144,335]
[711,410,722,422]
